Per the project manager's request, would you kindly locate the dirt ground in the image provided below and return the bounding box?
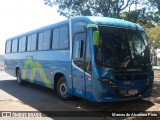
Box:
[154,69,160,80]
[130,69,160,120]
[65,69,160,119]
[147,69,160,109]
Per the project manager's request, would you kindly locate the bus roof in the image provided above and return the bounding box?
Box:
[73,16,144,31]
[6,16,144,41]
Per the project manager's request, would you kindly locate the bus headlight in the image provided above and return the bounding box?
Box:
[98,77,110,82]
[98,77,116,88]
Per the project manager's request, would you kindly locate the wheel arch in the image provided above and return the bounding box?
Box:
[53,71,66,90]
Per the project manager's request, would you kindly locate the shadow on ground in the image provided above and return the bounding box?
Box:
[0,78,158,119]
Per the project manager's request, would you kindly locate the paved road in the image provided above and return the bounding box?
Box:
[0,71,159,120]
[0,72,105,120]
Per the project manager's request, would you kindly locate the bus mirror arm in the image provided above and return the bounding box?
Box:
[87,24,98,30]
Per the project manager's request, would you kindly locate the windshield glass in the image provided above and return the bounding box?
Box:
[94,26,151,69]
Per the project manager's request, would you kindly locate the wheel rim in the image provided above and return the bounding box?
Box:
[59,82,68,97]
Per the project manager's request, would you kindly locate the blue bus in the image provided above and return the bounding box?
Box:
[5,16,154,102]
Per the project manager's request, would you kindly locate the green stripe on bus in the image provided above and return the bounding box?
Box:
[22,57,53,89]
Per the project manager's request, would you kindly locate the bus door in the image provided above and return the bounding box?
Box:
[72,32,86,98]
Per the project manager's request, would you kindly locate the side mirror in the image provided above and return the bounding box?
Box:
[87,24,100,45]
[93,31,100,45]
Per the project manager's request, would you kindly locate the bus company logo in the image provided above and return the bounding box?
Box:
[2,112,11,117]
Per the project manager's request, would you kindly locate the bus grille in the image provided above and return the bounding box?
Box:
[114,74,148,80]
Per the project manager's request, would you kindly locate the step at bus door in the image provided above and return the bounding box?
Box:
[72,32,86,98]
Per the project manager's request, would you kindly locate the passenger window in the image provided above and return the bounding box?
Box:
[19,38,22,52]
[27,35,32,51]
[19,36,26,52]
[38,32,43,50]
[38,30,51,50]
[6,40,11,53]
[12,39,18,52]
[52,25,69,50]
[52,28,59,49]
[21,36,26,51]
[59,26,69,49]
[43,30,51,50]
[31,34,37,51]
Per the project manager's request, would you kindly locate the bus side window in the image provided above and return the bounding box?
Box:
[19,38,22,52]
[52,25,69,50]
[6,40,11,53]
[38,30,51,50]
[23,37,27,51]
[43,30,51,50]
[59,26,69,49]
[27,34,37,51]
[73,33,86,59]
[73,32,86,70]
[38,32,43,50]
[27,35,32,51]
[73,40,84,58]
[12,39,18,53]
[52,28,59,49]
[31,34,37,51]
[19,36,26,52]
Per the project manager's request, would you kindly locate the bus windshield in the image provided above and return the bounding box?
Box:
[94,26,151,70]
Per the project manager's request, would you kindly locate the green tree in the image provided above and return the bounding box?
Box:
[44,0,160,25]
[120,8,157,28]
[146,25,160,48]
[119,0,160,28]
[44,0,135,18]
[148,0,160,11]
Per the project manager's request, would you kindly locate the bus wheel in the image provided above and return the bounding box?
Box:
[17,69,24,85]
[57,77,71,100]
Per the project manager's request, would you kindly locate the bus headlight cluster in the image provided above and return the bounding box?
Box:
[98,77,116,88]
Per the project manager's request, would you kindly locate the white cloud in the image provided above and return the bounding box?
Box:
[0,0,66,54]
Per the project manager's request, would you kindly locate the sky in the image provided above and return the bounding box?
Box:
[0,0,66,54]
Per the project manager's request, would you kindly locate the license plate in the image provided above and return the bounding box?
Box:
[128,89,138,95]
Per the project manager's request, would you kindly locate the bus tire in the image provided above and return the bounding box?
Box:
[17,69,25,85]
[56,77,71,100]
